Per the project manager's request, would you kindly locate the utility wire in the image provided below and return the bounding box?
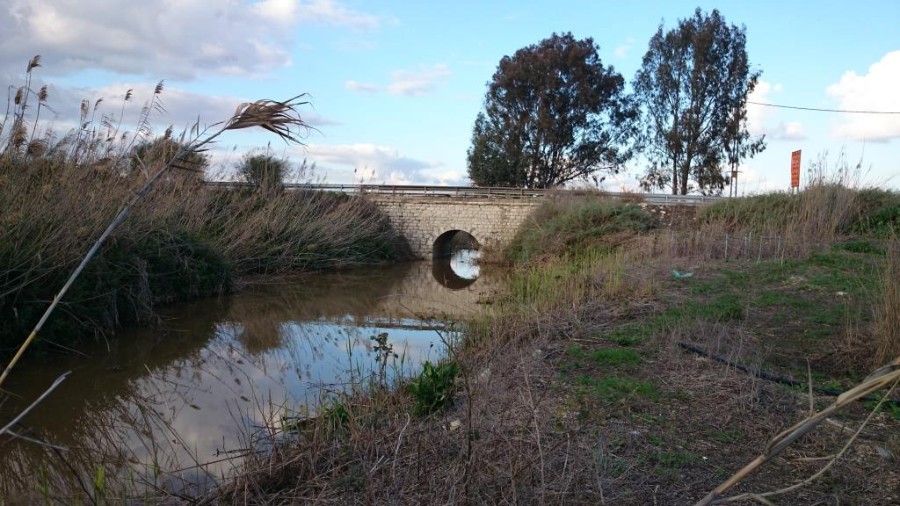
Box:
[748,101,900,115]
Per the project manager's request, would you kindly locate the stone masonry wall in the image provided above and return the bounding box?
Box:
[369,196,541,258]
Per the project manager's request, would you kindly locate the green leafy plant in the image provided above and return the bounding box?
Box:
[407,360,459,415]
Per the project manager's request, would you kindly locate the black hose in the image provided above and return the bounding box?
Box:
[676,341,899,409]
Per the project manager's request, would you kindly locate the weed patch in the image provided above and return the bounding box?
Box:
[567,345,641,366]
[648,450,703,480]
[407,360,459,415]
[508,196,654,264]
[575,375,658,403]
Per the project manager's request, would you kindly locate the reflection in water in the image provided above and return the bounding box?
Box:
[449,249,480,280]
[0,260,506,501]
[432,249,481,289]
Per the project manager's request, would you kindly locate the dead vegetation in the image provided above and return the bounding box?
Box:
[188,188,897,505]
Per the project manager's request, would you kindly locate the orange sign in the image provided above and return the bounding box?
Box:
[790,150,801,188]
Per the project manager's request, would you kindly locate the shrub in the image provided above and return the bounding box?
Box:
[407,360,459,415]
[507,196,654,264]
[238,153,288,190]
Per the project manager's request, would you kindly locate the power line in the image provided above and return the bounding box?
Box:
[747,101,900,115]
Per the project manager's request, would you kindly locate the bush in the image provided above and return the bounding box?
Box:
[851,189,900,236]
[407,360,459,415]
[700,186,900,238]
[507,196,654,264]
[0,229,229,355]
[238,153,287,190]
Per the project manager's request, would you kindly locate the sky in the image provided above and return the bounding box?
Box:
[2,0,899,193]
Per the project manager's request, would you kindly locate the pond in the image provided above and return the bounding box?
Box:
[0,251,505,500]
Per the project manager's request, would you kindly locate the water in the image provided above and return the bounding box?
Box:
[0,251,503,500]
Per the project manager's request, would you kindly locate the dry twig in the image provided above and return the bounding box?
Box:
[695,355,900,505]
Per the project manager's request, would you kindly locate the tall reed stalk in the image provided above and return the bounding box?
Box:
[0,91,316,387]
[0,59,401,360]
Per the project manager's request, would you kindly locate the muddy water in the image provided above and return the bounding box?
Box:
[0,253,504,500]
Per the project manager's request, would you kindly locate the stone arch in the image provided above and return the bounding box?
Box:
[432,229,480,259]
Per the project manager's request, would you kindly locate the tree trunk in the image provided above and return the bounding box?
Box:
[671,158,678,195]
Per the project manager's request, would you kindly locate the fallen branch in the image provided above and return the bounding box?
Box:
[0,371,70,437]
[695,355,900,505]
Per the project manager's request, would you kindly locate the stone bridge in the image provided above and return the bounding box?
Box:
[367,194,541,259]
[206,183,725,259]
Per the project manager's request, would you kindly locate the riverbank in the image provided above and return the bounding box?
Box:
[200,186,899,505]
[0,257,509,502]
[0,154,406,359]
[1,66,409,361]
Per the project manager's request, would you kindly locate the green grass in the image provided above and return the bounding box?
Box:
[599,293,744,347]
[603,321,663,346]
[840,240,884,255]
[575,375,658,403]
[592,248,884,382]
[709,430,744,443]
[648,450,702,480]
[567,345,641,366]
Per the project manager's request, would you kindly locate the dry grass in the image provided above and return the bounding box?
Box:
[873,238,900,367]
[0,59,401,355]
[194,189,899,505]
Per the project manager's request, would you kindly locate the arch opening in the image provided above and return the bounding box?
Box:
[431,230,481,289]
[432,230,480,259]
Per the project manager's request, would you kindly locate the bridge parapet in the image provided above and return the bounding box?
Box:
[205,183,724,205]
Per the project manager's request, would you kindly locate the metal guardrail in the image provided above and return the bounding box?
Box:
[203,182,725,205]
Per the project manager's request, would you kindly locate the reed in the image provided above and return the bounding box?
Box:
[699,151,899,241]
[0,59,403,358]
[873,238,900,367]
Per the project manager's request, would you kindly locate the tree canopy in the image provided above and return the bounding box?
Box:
[467,33,636,188]
[130,136,209,180]
[633,8,765,195]
[238,152,288,190]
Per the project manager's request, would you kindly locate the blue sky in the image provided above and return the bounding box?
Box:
[2,0,898,192]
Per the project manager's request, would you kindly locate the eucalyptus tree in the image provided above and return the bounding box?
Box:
[633,8,765,195]
[467,33,637,188]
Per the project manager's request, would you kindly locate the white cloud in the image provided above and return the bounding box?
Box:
[747,80,806,141]
[345,64,452,97]
[733,164,784,195]
[294,0,384,28]
[827,50,900,141]
[387,65,451,96]
[304,143,461,184]
[613,38,634,60]
[344,80,380,93]
[253,0,299,24]
[0,0,385,79]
